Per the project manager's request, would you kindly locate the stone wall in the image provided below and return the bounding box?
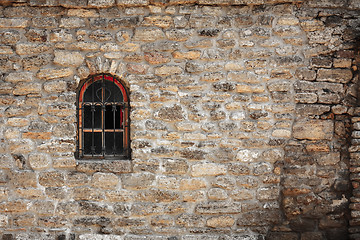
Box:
[0,0,359,239]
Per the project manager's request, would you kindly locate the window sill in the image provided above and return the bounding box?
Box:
[75,159,132,174]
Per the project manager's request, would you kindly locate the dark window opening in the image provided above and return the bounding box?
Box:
[76,74,130,160]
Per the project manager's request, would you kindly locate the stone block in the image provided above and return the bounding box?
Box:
[72,187,105,201]
[206,216,235,228]
[28,153,51,170]
[5,72,33,83]
[37,67,73,80]
[293,120,334,140]
[116,0,149,6]
[39,171,65,187]
[163,159,188,175]
[195,202,242,214]
[0,200,29,213]
[0,18,29,28]
[0,30,20,44]
[317,69,353,83]
[54,50,84,67]
[13,82,42,96]
[23,54,52,71]
[122,173,155,190]
[15,43,50,55]
[91,172,119,189]
[179,178,207,190]
[10,171,37,188]
[9,139,35,154]
[0,45,13,54]
[32,17,58,28]
[59,17,86,28]
[88,0,115,7]
[191,163,226,177]
[133,28,165,42]
[143,15,173,28]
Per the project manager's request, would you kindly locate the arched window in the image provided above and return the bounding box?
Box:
[76,74,130,159]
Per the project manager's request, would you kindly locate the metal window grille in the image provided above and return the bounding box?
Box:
[76,74,130,159]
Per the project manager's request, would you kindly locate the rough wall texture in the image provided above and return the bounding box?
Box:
[0,0,359,239]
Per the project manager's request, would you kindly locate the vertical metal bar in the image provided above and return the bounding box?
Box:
[80,104,84,157]
[76,100,79,157]
[102,74,105,157]
[91,76,95,156]
[113,104,116,156]
[112,75,116,156]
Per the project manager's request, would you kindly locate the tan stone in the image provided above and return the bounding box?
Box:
[191,163,226,177]
[11,171,37,188]
[54,51,84,67]
[293,120,334,140]
[0,200,29,213]
[7,118,30,127]
[13,82,42,96]
[15,43,50,55]
[272,129,291,138]
[172,51,201,60]
[143,15,173,28]
[22,132,52,140]
[67,9,99,17]
[9,139,34,154]
[15,188,45,199]
[53,157,76,169]
[28,153,51,170]
[300,20,324,32]
[206,216,235,228]
[4,128,20,139]
[105,190,133,202]
[37,67,73,80]
[133,28,165,42]
[277,16,299,25]
[0,45,13,54]
[179,178,207,190]
[5,72,33,83]
[44,80,67,93]
[0,18,29,28]
[0,214,8,227]
[91,172,119,189]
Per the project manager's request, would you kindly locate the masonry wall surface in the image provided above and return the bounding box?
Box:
[0,0,359,239]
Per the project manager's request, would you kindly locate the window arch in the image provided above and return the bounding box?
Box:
[76,73,130,159]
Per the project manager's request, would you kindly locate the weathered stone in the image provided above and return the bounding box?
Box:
[0,18,29,28]
[54,50,84,67]
[293,120,334,140]
[133,28,165,42]
[39,171,65,187]
[191,163,226,177]
[28,153,51,170]
[122,173,155,190]
[13,82,42,96]
[59,17,86,28]
[317,69,353,83]
[16,43,50,55]
[195,202,241,214]
[91,172,119,189]
[37,67,73,80]
[155,104,186,121]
